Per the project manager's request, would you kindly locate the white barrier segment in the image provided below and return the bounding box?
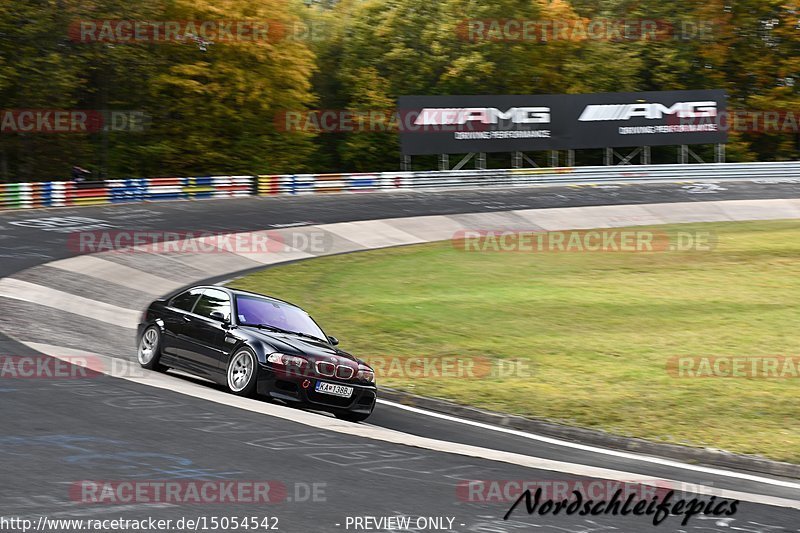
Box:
[0,278,139,328]
[22,340,800,511]
[322,220,427,249]
[379,173,411,190]
[48,255,183,296]
[51,181,66,207]
[313,177,347,191]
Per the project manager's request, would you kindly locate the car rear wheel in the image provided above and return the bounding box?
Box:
[138,326,166,371]
[227,347,258,397]
[335,411,372,423]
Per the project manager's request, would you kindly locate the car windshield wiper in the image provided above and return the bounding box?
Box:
[244,323,326,343]
[289,330,328,343]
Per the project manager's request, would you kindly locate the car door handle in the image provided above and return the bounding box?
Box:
[182,316,192,322]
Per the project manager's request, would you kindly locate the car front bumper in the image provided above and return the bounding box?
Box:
[256,364,377,416]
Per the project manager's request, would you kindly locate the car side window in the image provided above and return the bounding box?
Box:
[194,289,231,322]
[170,289,203,312]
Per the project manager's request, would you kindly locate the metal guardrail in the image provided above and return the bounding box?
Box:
[3,162,800,210]
[257,162,800,194]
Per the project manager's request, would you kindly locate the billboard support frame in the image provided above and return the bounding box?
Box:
[605,147,650,166]
[452,153,475,171]
[678,144,726,164]
[512,152,541,168]
[680,145,709,164]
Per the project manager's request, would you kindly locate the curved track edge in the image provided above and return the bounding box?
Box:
[2,198,800,480]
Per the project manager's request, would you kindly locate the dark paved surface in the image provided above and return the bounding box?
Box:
[2,180,800,277]
[1,183,800,532]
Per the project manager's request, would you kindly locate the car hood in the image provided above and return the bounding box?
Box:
[243,327,362,366]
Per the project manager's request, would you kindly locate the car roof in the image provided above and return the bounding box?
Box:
[192,285,304,311]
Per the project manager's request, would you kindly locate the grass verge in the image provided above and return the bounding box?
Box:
[229,220,800,463]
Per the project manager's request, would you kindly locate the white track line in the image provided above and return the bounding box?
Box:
[377,399,800,491]
[20,342,800,510]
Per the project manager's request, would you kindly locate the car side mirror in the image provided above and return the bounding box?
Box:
[210,311,229,323]
[327,336,339,346]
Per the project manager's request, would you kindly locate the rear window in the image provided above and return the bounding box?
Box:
[170,289,202,312]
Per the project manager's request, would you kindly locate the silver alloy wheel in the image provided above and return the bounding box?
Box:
[228,349,254,392]
[138,327,159,365]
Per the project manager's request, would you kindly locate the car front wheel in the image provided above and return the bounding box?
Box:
[227,347,258,397]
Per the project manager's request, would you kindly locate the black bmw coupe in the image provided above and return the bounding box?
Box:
[136,286,377,422]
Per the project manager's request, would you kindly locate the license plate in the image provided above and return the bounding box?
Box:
[315,381,353,398]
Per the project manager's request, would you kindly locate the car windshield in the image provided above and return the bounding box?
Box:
[234,294,326,342]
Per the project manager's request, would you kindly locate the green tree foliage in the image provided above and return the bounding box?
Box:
[0,0,797,180]
[0,0,317,180]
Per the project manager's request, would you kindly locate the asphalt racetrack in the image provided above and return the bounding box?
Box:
[1,181,800,532]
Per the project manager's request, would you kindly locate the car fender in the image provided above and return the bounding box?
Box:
[224,335,275,366]
[247,339,277,365]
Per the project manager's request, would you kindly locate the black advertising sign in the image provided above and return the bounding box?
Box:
[398,94,562,155]
[567,89,727,150]
[398,90,727,155]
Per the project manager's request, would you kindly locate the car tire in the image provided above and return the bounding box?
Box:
[137,326,167,371]
[335,411,372,423]
[227,347,258,397]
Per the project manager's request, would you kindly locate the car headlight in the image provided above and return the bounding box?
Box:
[357,368,375,383]
[267,353,308,368]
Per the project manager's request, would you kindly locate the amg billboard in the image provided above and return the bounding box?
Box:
[398,90,727,155]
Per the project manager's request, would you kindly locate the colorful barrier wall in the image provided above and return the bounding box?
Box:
[0,176,257,210]
[0,182,67,209]
[3,162,800,210]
